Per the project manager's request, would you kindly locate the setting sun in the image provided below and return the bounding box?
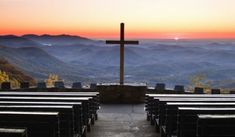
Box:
[174,37,179,41]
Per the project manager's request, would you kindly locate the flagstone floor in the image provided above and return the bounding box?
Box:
[87,104,159,137]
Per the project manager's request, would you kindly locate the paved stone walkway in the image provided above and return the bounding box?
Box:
[87,104,159,137]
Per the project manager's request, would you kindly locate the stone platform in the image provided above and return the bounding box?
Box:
[87,104,159,137]
[97,83,147,104]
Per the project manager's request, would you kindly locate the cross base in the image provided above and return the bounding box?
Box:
[97,83,147,104]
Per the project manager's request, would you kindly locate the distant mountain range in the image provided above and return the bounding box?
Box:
[1,34,235,88]
[0,35,41,47]
[0,34,100,47]
[22,34,98,46]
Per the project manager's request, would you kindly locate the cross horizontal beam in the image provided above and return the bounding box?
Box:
[106,40,139,45]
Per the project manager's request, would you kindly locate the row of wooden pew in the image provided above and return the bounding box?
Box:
[145,94,235,137]
[0,81,97,90]
[0,91,99,137]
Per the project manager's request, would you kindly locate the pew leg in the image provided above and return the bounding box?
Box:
[151,115,155,125]
[155,122,160,133]
[82,129,87,137]
[87,124,91,132]
[160,132,167,137]
[91,114,95,125]
[95,113,98,120]
[160,126,166,137]
[87,118,92,132]
[147,113,150,121]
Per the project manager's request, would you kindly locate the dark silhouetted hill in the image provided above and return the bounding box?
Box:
[0,57,36,85]
[0,45,93,82]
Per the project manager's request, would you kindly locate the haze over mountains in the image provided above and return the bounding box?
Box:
[0,34,235,88]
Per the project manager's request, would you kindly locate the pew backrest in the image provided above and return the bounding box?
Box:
[177,107,235,137]
[0,111,59,137]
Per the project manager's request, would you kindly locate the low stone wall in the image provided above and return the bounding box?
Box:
[97,84,147,104]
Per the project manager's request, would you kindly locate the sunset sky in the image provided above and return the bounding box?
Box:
[1,0,235,39]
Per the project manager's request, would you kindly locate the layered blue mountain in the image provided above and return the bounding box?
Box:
[0,35,41,47]
[22,34,100,46]
[0,45,93,82]
[0,34,235,88]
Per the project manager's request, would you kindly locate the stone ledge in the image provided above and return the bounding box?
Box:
[97,83,147,104]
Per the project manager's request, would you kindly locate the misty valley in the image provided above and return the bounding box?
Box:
[1,34,235,89]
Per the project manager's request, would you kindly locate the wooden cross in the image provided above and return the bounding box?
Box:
[106,23,139,85]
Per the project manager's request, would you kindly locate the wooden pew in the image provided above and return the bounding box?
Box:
[0,101,85,136]
[0,92,99,97]
[149,97,235,132]
[146,94,235,114]
[0,128,27,137]
[0,92,99,108]
[0,111,59,137]
[0,105,76,137]
[145,94,235,137]
[197,114,235,137]
[0,92,100,121]
[0,96,92,132]
[163,102,235,137]
[0,91,101,136]
[146,95,235,125]
[156,97,235,121]
[146,93,235,98]
[145,94,235,123]
[177,107,235,137]
[151,97,235,127]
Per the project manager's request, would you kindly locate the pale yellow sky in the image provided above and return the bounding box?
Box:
[1,0,235,38]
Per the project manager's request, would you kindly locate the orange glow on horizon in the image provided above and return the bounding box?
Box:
[1,0,235,39]
[1,30,235,40]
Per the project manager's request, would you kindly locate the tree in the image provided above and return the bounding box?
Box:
[0,70,20,88]
[188,73,211,93]
[0,70,9,83]
[45,74,60,87]
[11,78,20,88]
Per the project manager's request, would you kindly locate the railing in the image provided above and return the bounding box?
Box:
[1,81,234,94]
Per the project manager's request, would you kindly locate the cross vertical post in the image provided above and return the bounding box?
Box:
[120,23,124,85]
[106,23,139,85]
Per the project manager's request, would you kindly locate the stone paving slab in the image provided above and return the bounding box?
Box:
[87,104,159,137]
